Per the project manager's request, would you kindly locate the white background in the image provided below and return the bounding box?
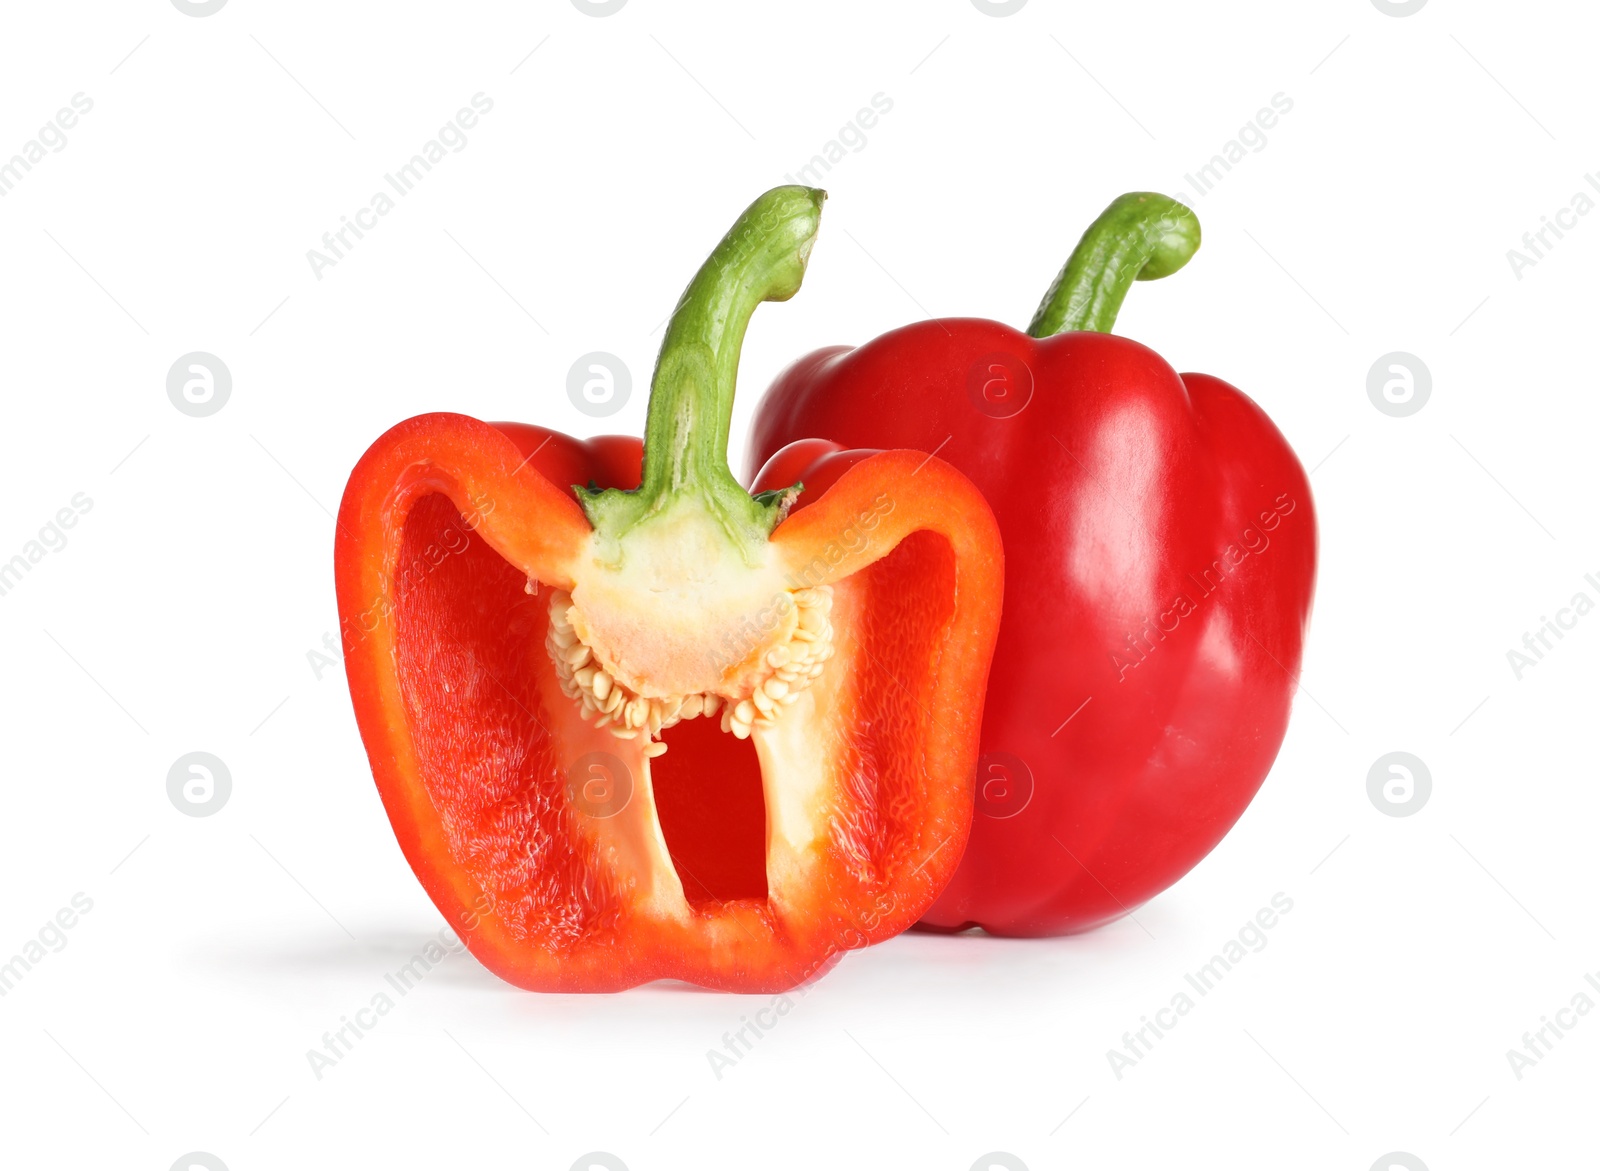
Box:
[1,1,1594,1168]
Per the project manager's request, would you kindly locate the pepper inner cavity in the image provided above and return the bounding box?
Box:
[545,587,835,754]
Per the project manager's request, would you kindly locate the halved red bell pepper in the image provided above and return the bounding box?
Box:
[748,194,1318,936]
[335,188,1003,991]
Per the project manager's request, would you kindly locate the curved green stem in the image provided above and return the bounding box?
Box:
[581,186,825,544]
[1026,192,1200,337]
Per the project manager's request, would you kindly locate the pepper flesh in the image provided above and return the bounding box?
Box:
[748,194,1317,936]
[335,188,1003,990]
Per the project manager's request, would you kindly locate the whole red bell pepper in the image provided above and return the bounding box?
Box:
[748,193,1318,935]
[335,188,1004,990]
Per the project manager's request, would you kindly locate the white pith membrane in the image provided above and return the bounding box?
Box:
[544,584,835,754]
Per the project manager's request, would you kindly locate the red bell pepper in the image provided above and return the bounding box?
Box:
[335,188,1003,990]
[748,193,1318,935]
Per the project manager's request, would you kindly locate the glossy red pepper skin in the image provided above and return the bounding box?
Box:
[749,320,1317,935]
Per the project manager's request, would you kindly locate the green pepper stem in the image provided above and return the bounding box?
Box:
[1026,192,1200,337]
[581,186,824,544]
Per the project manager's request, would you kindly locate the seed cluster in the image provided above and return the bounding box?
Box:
[545,586,835,756]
